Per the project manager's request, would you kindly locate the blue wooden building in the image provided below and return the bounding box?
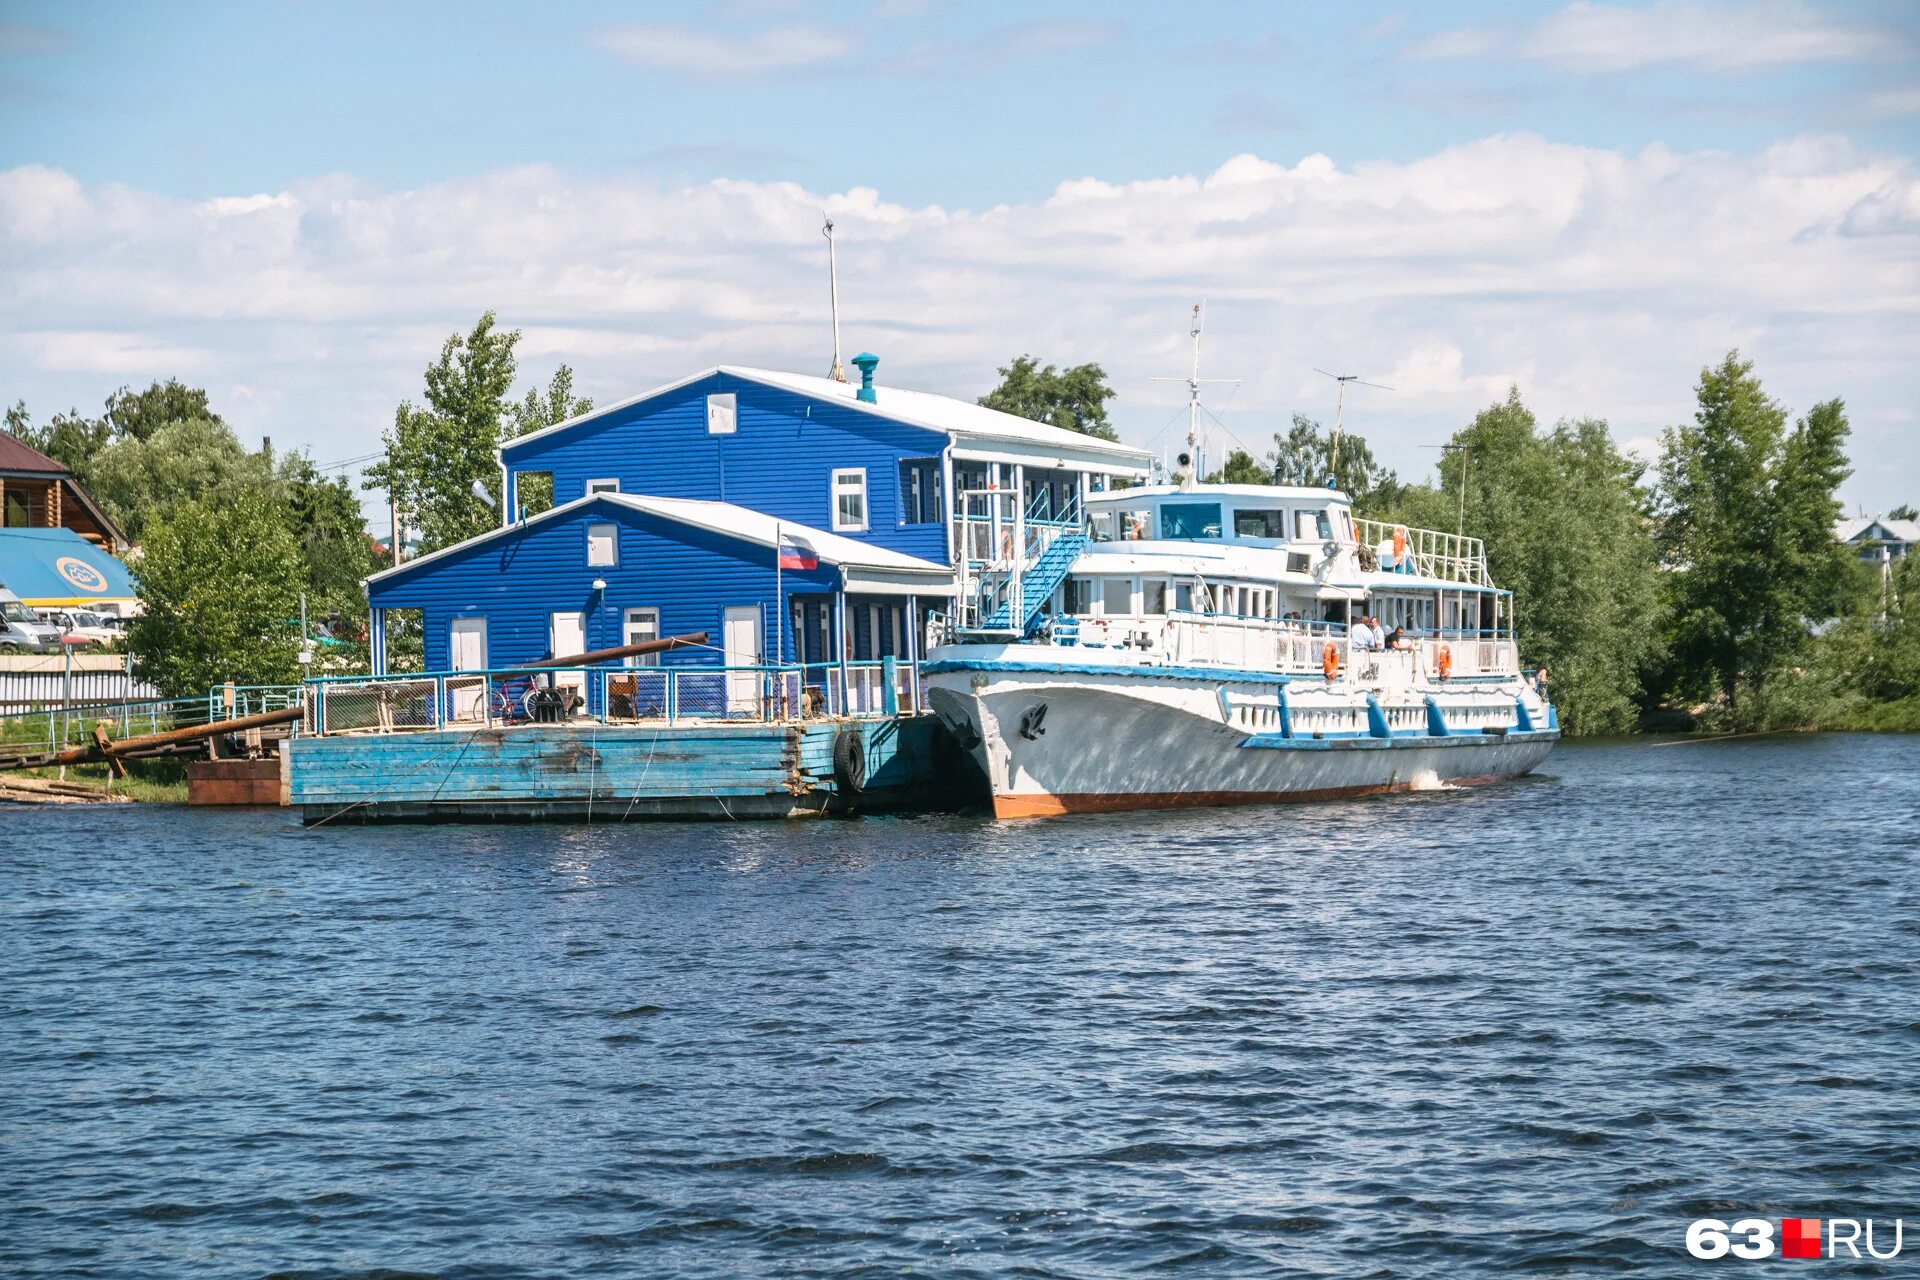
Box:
[364,355,1150,682]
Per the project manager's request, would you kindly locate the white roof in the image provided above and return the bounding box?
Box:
[1836,516,1920,543]
[365,492,954,596]
[503,364,1152,474]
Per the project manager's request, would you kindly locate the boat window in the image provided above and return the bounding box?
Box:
[1295,509,1332,540]
[1063,577,1092,614]
[1102,578,1134,616]
[1160,502,1222,539]
[1142,579,1168,615]
[1234,508,1286,539]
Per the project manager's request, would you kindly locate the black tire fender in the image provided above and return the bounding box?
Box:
[832,728,867,794]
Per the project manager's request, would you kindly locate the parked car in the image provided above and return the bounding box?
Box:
[0,586,63,653]
[44,608,123,646]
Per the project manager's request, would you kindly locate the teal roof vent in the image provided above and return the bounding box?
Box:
[852,352,879,403]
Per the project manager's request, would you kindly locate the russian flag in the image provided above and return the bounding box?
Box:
[777,532,818,570]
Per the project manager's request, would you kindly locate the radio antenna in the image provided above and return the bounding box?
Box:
[824,216,846,383]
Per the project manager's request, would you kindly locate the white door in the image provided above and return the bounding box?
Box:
[549,612,587,708]
[450,617,487,720]
[723,606,761,715]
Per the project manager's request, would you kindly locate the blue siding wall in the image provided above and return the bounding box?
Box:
[500,372,951,565]
[368,500,842,672]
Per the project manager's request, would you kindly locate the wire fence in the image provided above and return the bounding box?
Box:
[305,659,925,736]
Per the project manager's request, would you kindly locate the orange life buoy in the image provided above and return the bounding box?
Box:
[1391,525,1409,563]
[1322,641,1340,680]
[1435,642,1453,680]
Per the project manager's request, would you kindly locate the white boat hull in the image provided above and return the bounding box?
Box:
[925,648,1557,819]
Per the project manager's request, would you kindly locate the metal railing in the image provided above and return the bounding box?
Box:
[304,659,925,737]
[1355,519,1491,586]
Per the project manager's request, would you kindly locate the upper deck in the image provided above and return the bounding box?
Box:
[1085,482,1490,588]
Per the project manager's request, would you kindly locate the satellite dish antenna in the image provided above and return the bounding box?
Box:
[1312,368,1393,484]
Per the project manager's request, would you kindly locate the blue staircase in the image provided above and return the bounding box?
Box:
[980,531,1087,635]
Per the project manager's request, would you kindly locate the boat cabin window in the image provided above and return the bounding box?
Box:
[1102,578,1133,616]
[1296,509,1332,540]
[1142,579,1167,615]
[1160,502,1222,539]
[1234,508,1286,539]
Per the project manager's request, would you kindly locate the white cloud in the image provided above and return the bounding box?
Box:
[594,24,853,75]
[1,133,1916,510]
[1408,1,1897,73]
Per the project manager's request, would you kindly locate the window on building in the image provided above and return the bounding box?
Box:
[1102,578,1134,616]
[898,458,941,525]
[1160,502,1222,539]
[1235,508,1286,539]
[517,472,554,518]
[586,478,620,495]
[587,523,617,566]
[707,392,737,434]
[832,468,868,532]
[623,608,660,666]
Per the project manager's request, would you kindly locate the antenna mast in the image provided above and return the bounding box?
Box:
[1152,301,1239,491]
[1313,369,1392,487]
[824,216,845,383]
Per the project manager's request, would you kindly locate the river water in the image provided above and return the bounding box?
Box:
[3,735,1916,1277]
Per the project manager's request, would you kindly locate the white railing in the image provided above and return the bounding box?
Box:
[305,660,923,736]
[1356,518,1491,586]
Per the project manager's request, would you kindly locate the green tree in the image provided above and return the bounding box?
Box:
[104,379,220,442]
[366,314,592,547]
[1368,389,1665,734]
[979,355,1119,441]
[506,363,592,517]
[1207,448,1271,484]
[1267,413,1400,510]
[1652,352,1852,723]
[84,417,272,544]
[127,492,304,698]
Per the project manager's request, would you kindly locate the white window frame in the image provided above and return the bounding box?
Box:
[832,467,868,533]
[623,607,661,667]
[586,478,620,495]
[707,392,737,435]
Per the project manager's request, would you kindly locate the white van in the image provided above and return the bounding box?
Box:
[0,585,63,653]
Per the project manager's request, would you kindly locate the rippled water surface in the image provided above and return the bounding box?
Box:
[4,735,1918,1278]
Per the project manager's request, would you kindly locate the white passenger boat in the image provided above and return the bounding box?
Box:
[923,481,1558,818]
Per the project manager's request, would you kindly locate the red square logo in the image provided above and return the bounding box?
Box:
[1782,1218,1821,1259]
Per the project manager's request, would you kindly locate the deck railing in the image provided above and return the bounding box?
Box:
[304,659,924,737]
[1355,519,1491,586]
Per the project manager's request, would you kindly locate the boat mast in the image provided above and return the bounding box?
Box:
[1154,301,1237,491]
[824,216,846,383]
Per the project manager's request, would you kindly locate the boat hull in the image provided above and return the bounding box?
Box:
[925,656,1557,819]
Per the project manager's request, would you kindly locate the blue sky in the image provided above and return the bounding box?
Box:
[3,0,1917,514]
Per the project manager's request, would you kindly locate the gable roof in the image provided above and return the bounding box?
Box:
[365,492,954,595]
[501,364,1152,473]
[0,434,70,475]
[1836,516,1920,544]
